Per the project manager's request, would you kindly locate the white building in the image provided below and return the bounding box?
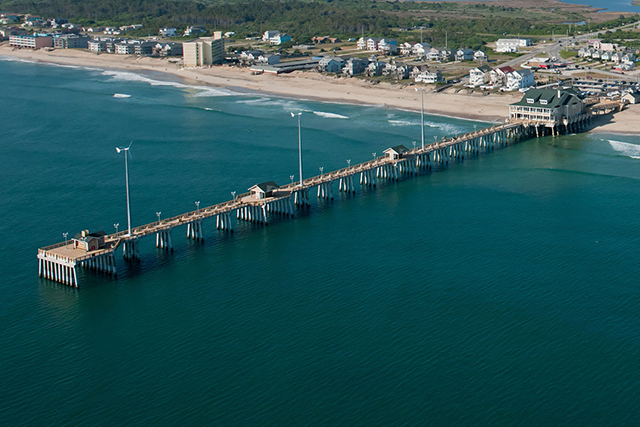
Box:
[469,65,492,87]
[318,56,345,73]
[378,39,398,54]
[495,38,531,53]
[455,48,474,62]
[474,50,488,62]
[415,69,443,83]
[262,30,280,42]
[159,27,177,37]
[505,69,534,91]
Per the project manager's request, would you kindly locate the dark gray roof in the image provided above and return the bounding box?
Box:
[511,88,582,109]
[249,181,279,193]
[384,144,410,155]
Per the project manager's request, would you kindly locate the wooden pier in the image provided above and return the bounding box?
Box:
[38,121,532,287]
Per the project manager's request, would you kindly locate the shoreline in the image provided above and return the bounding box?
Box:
[1,44,638,134]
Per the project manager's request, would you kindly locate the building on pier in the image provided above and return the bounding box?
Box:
[72,230,107,251]
[249,181,279,200]
[508,88,585,130]
[383,145,410,160]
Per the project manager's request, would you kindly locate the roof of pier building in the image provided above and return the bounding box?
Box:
[249,181,279,194]
[384,145,410,158]
[72,230,107,240]
[510,88,582,110]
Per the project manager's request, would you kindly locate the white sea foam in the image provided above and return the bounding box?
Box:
[389,119,418,126]
[102,70,235,96]
[609,139,640,159]
[0,56,36,64]
[113,93,131,98]
[312,111,349,119]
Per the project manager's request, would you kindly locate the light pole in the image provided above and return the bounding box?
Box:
[195,201,200,216]
[231,191,236,200]
[114,223,119,234]
[434,135,438,145]
[290,112,303,187]
[415,87,425,149]
[347,159,351,168]
[115,142,133,235]
[156,211,161,223]
[63,232,68,250]
[372,152,376,161]
[290,174,295,188]
[320,166,324,176]
[412,141,417,151]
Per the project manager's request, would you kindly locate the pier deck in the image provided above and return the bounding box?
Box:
[38,121,526,287]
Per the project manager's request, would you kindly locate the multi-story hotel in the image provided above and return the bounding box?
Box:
[183,32,224,67]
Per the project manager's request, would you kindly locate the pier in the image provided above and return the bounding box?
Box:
[38,121,533,287]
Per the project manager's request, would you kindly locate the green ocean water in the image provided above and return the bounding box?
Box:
[1,57,639,426]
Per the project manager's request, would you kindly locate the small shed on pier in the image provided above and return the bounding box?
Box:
[72,230,106,251]
[383,145,409,160]
[249,181,279,200]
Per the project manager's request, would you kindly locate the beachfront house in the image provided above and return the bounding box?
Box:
[318,56,345,73]
[505,69,534,91]
[455,48,474,62]
[410,65,429,79]
[365,60,385,77]
[622,91,640,104]
[469,65,492,87]
[249,181,279,200]
[159,27,177,37]
[342,57,369,76]
[357,37,381,51]
[415,69,443,84]
[490,66,516,86]
[495,38,531,53]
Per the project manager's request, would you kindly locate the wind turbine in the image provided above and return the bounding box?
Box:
[116,141,133,236]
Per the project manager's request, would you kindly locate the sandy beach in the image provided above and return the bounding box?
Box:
[1,43,638,133]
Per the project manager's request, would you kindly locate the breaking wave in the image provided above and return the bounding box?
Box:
[113,93,131,98]
[102,70,236,96]
[311,111,349,119]
[609,140,640,159]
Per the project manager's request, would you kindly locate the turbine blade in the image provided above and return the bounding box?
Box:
[116,147,121,153]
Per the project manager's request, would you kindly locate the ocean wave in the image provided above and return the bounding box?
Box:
[113,93,131,98]
[102,70,236,96]
[0,56,37,64]
[236,97,302,111]
[312,111,349,119]
[609,139,640,159]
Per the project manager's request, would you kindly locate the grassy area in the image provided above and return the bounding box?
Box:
[559,49,577,60]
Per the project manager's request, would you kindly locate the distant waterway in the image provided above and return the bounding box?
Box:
[1,58,640,425]
[417,0,639,13]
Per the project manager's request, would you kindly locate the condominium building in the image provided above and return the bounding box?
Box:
[183,32,224,67]
[9,34,53,49]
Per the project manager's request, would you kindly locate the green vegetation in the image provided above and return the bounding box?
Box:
[0,0,637,50]
[559,49,576,59]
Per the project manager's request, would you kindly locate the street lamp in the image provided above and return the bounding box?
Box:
[347,159,351,167]
[412,141,417,151]
[114,223,119,234]
[195,201,200,216]
[115,142,133,235]
[290,112,303,187]
[415,87,425,149]
[290,174,295,188]
[156,211,161,222]
[320,166,324,176]
[372,152,376,161]
[231,191,236,200]
[63,232,68,250]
